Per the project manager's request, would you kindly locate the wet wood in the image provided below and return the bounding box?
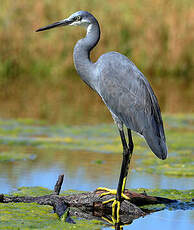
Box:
[53,174,64,195]
[0,174,177,223]
[0,191,144,216]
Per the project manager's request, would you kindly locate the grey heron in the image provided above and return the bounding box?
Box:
[36,10,167,223]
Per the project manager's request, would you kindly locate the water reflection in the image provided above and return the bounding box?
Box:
[0,146,193,230]
[102,210,194,230]
[0,147,192,194]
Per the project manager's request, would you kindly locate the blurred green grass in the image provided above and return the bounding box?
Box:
[0,0,194,123]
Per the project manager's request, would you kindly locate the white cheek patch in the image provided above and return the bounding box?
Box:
[69,18,89,28]
[70,21,82,26]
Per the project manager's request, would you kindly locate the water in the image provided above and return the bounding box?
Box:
[0,117,193,229]
[103,210,194,230]
[0,148,192,194]
[0,148,193,229]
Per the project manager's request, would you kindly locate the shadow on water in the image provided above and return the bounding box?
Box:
[0,116,193,229]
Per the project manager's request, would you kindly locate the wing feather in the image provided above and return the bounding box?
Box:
[97,52,167,159]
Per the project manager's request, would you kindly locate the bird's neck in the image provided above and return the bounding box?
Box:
[73,21,100,90]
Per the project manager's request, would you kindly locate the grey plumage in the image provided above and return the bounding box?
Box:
[36,10,167,160]
[96,52,167,159]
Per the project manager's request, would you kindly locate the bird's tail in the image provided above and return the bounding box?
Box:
[143,118,168,160]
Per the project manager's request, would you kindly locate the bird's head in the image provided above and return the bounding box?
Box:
[36,11,96,32]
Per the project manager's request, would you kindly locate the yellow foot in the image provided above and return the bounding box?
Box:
[102,216,124,229]
[102,198,121,224]
[96,187,130,200]
[96,187,130,224]
[112,199,121,222]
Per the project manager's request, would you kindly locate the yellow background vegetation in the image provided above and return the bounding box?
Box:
[0,0,193,124]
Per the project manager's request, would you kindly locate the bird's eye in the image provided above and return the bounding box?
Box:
[76,16,82,21]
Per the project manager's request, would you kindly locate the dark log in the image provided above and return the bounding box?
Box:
[0,174,178,226]
[0,192,144,215]
[96,189,176,206]
[0,189,176,216]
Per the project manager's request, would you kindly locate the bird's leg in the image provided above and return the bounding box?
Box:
[98,128,134,224]
[111,129,133,222]
[97,128,129,201]
[116,129,131,201]
[119,128,133,194]
[127,128,134,157]
[118,129,133,195]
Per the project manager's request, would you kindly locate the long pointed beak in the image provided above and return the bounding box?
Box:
[36,19,72,32]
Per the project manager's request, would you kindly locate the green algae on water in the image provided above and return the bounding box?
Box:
[130,188,194,202]
[1,187,104,230]
[0,115,193,176]
[1,186,193,229]
[0,151,36,162]
[12,186,194,202]
[0,203,103,230]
